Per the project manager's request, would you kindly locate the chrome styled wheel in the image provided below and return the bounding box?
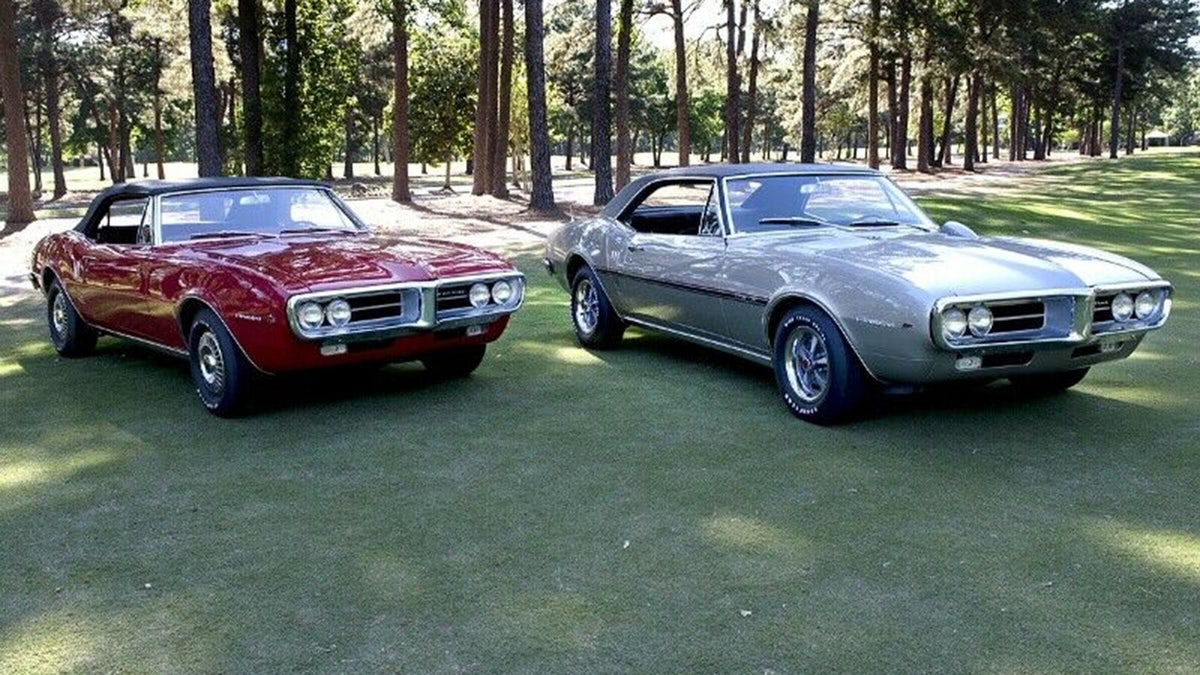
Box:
[783,325,830,404]
[573,277,600,335]
[196,330,226,395]
[51,292,69,337]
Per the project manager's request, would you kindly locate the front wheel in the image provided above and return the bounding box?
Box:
[46,279,98,357]
[570,266,624,349]
[421,344,487,379]
[1008,368,1089,394]
[189,309,253,417]
[772,306,868,425]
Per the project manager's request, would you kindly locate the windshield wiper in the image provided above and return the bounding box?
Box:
[190,230,273,240]
[849,217,903,227]
[278,227,356,236]
[758,216,830,227]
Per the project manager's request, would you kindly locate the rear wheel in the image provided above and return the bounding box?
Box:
[421,344,487,378]
[570,266,624,349]
[1009,368,1089,394]
[772,306,868,425]
[189,309,253,417]
[46,279,97,357]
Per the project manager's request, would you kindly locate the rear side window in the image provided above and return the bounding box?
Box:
[90,197,149,245]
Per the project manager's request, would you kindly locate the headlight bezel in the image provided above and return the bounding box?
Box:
[468,283,491,308]
[326,299,352,327]
[967,305,993,337]
[491,280,513,304]
[1111,292,1135,322]
[941,307,968,339]
[297,301,326,330]
[1134,290,1159,319]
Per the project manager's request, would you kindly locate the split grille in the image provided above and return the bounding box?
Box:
[987,300,1045,334]
[436,285,474,313]
[1093,293,1116,324]
[345,290,404,323]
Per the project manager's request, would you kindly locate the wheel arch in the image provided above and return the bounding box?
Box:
[175,295,270,374]
[764,292,881,382]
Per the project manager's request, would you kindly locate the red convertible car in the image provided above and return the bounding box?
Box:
[30,178,525,416]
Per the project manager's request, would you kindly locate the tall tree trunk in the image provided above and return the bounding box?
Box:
[343,105,356,179]
[189,0,221,176]
[524,0,555,210]
[491,0,514,197]
[1,0,35,224]
[884,57,897,161]
[1109,45,1123,159]
[392,0,412,201]
[964,75,979,172]
[740,0,761,163]
[916,44,933,174]
[615,0,633,188]
[724,0,740,163]
[472,0,496,194]
[1125,102,1135,155]
[373,114,381,175]
[866,0,880,168]
[937,75,959,166]
[800,0,819,163]
[1032,100,1045,160]
[892,51,911,169]
[990,85,999,160]
[979,75,988,163]
[153,92,166,179]
[238,0,262,175]
[592,0,614,204]
[45,70,66,198]
[27,100,44,195]
[670,0,690,166]
[1009,83,1021,161]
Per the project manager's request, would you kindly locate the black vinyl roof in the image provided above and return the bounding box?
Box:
[75,177,329,234]
[91,176,327,199]
[602,162,880,219]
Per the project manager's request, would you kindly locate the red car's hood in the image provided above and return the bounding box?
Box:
[176,233,513,291]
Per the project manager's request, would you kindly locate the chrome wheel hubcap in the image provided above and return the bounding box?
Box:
[197,331,226,394]
[51,293,68,336]
[784,326,830,404]
[574,279,600,335]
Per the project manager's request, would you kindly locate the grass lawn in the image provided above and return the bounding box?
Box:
[2,153,1198,672]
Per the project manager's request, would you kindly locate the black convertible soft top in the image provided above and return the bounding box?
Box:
[74,177,329,234]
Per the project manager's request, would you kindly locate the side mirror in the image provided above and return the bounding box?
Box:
[940,220,978,239]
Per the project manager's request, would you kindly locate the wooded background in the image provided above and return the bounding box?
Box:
[1,0,1198,224]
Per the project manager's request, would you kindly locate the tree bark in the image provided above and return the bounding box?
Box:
[592,0,614,204]
[615,0,633,188]
[1125,102,1135,156]
[391,0,412,201]
[937,75,959,166]
[472,0,497,194]
[189,0,221,177]
[1,0,35,225]
[343,105,356,179]
[670,0,690,166]
[892,51,911,169]
[153,92,166,179]
[724,0,740,163]
[866,0,880,168]
[740,0,761,163]
[238,0,263,175]
[990,85,1000,160]
[1109,45,1123,159]
[964,75,979,171]
[491,0,514,197]
[916,43,933,174]
[800,0,819,163]
[979,76,988,163]
[524,0,555,210]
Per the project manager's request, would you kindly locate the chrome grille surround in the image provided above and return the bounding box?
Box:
[930,280,1172,351]
[286,271,525,341]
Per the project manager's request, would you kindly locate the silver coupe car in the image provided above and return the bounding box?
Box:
[543,164,1172,424]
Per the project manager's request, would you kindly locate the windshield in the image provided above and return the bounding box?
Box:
[159,187,361,243]
[725,174,935,234]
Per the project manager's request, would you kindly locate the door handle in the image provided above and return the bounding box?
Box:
[627,244,645,252]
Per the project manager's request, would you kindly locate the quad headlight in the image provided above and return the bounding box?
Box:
[967,305,993,336]
[297,301,325,330]
[491,280,513,304]
[469,283,491,308]
[942,307,968,339]
[1111,292,1135,322]
[326,299,352,327]
[1134,290,1159,319]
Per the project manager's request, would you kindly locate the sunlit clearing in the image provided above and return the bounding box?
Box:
[1091,522,1200,582]
[0,449,119,489]
[0,613,99,674]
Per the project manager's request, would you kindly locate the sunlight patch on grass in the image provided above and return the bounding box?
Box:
[510,339,609,366]
[0,359,24,377]
[0,448,119,489]
[1091,522,1200,583]
[0,612,100,674]
[494,592,600,652]
[703,514,811,556]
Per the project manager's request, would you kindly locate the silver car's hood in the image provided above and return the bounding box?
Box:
[749,229,1156,298]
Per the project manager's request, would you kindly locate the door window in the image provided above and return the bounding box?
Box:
[94,198,149,245]
[623,180,720,236]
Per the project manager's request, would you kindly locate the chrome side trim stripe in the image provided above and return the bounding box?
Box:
[625,316,773,365]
